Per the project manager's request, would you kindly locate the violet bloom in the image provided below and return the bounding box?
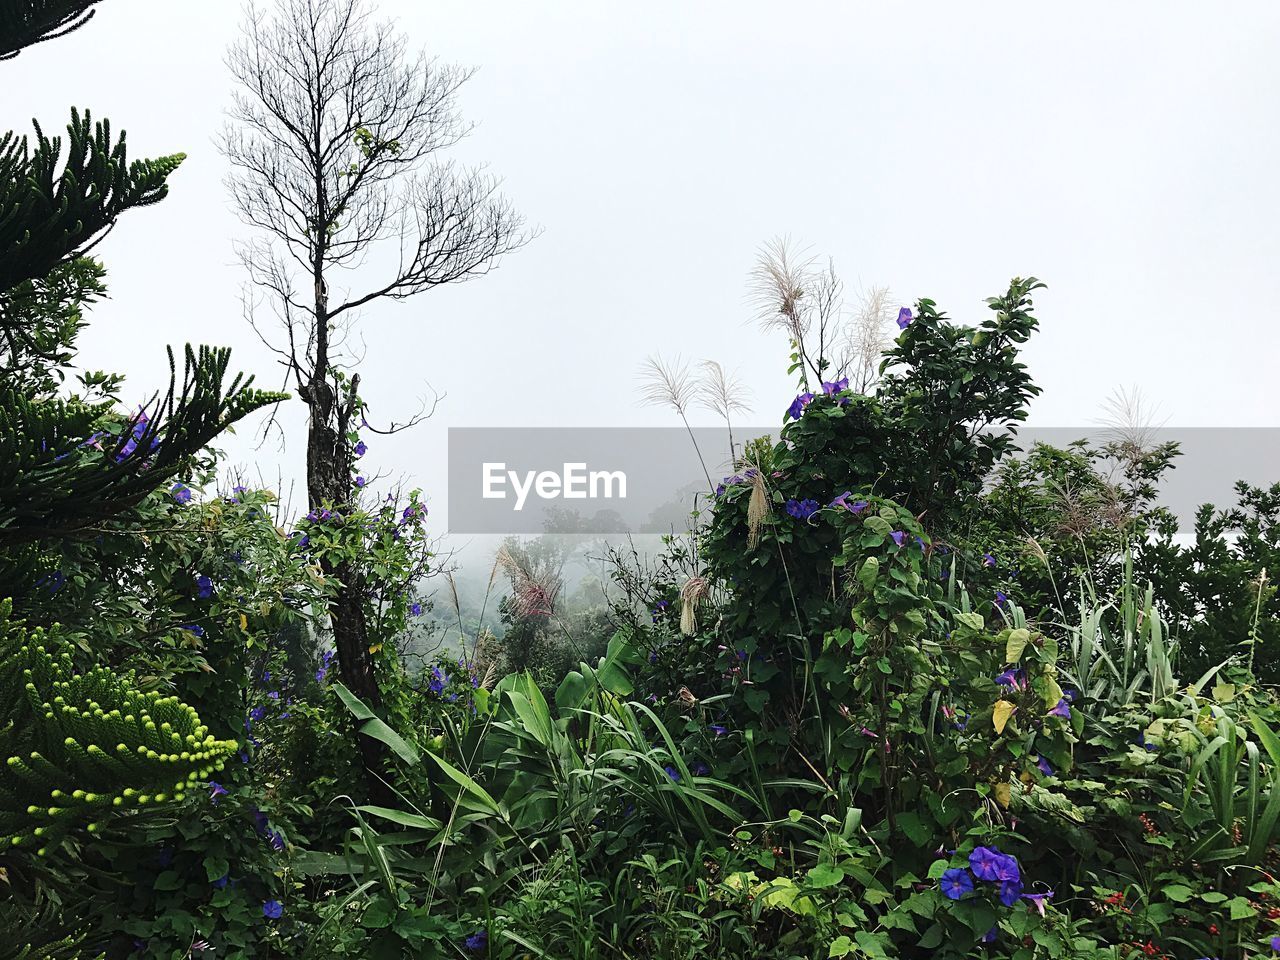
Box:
[196,575,213,599]
[995,591,1009,607]
[786,392,815,421]
[785,498,820,520]
[262,900,283,920]
[410,602,423,617]
[896,307,913,330]
[428,668,448,694]
[690,761,710,776]
[939,867,973,900]
[982,552,996,568]
[171,483,192,504]
[999,878,1023,906]
[969,846,1019,883]
[208,781,228,802]
[821,377,849,395]
[708,724,728,736]
[355,476,366,488]
[1022,891,1053,916]
[663,765,681,782]
[464,930,488,952]
[890,530,906,547]
[994,668,1026,690]
[1048,698,1071,719]
[354,440,367,457]
[1036,755,1054,778]
[180,624,204,638]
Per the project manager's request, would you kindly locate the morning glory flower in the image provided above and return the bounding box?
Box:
[354,440,367,457]
[897,307,913,329]
[690,761,711,776]
[890,530,906,547]
[981,928,997,943]
[180,624,204,637]
[1036,755,1054,778]
[1048,698,1071,719]
[994,668,1025,690]
[428,668,448,694]
[410,602,423,617]
[939,867,974,900]
[708,724,729,736]
[464,930,488,952]
[212,875,229,889]
[263,900,283,920]
[969,846,1019,883]
[208,782,228,802]
[171,483,192,504]
[785,498,820,520]
[663,765,681,782]
[821,377,849,395]
[355,476,366,488]
[786,392,815,421]
[999,878,1024,906]
[982,552,996,567]
[196,575,213,599]
[1022,891,1053,916]
[995,591,1009,607]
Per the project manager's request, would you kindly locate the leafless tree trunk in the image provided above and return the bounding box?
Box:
[222,0,529,797]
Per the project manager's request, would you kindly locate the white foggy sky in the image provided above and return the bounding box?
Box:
[5,0,1279,529]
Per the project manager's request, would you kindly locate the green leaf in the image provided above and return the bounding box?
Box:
[203,856,229,883]
[1005,628,1030,663]
[1229,895,1256,920]
[858,556,880,591]
[356,805,442,830]
[362,896,397,929]
[1163,884,1193,903]
[806,864,845,889]
[333,682,420,766]
[829,935,854,957]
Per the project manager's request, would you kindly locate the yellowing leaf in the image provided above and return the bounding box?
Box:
[1005,628,1030,663]
[993,700,1017,734]
[994,782,1012,808]
[239,613,248,631]
[1042,676,1064,710]
[369,643,383,655]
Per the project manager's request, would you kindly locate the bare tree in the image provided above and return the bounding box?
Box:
[222,0,529,793]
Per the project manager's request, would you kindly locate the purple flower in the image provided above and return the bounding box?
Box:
[1022,891,1052,916]
[981,928,997,943]
[171,483,192,504]
[354,476,366,488]
[354,440,367,457]
[939,868,974,900]
[196,575,213,599]
[428,667,449,695]
[663,765,681,782]
[209,781,228,802]
[464,930,488,952]
[268,830,285,852]
[786,392,815,421]
[982,552,996,568]
[263,900,283,920]
[999,878,1023,906]
[821,377,849,395]
[994,668,1025,689]
[1048,698,1071,719]
[180,624,205,638]
[1036,755,1054,778]
[690,761,711,776]
[268,691,280,701]
[785,498,820,520]
[708,724,728,736]
[40,570,66,594]
[995,591,1008,607]
[410,602,423,617]
[890,530,906,547]
[896,307,913,330]
[212,874,229,889]
[969,846,1010,882]
[1271,935,1280,952]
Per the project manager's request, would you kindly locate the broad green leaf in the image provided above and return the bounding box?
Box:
[1005,628,1030,663]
